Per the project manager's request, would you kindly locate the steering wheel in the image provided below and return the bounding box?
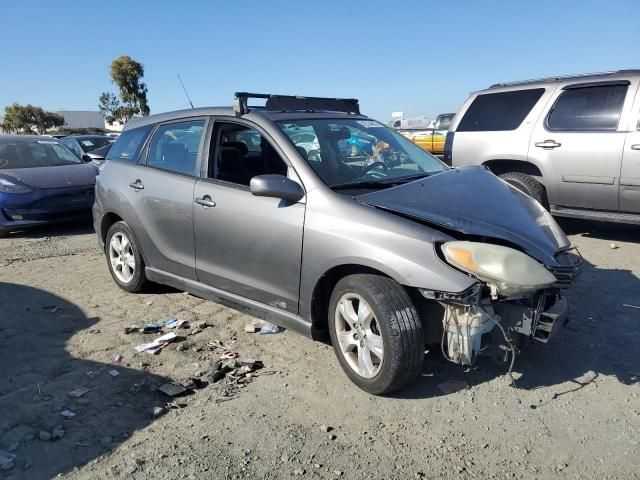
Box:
[360,161,387,176]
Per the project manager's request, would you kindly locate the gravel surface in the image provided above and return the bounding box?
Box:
[0,218,639,479]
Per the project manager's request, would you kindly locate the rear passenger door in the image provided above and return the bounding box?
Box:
[193,119,305,314]
[124,118,207,279]
[620,82,640,213]
[529,81,633,211]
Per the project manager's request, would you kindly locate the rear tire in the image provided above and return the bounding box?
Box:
[499,172,549,209]
[105,221,147,293]
[328,274,424,395]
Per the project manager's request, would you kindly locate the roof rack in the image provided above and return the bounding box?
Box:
[488,69,640,89]
[233,92,360,116]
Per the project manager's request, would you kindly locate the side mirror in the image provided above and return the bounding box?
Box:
[82,154,93,163]
[250,174,304,202]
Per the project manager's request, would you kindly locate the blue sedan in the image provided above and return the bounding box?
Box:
[0,136,98,237]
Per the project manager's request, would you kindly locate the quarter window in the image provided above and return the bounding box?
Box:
[106,125,154,163]
[457,88,545,132]
[546,84,628,131]
[146,120,205,176]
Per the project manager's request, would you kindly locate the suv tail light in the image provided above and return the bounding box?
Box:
[443,132,454,166]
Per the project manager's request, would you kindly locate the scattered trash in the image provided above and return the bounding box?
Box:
[219,351,238,360]
[164,317,188,329]
[111,354,123,364]
[513,397,522,406]
[320,425,332,433]
[180,378,206,390]
[158,383,188,397]
[152,406,166,418]
[196,321,209,329]
[135,332,177,354]
[436,380,469,395]
[184,362,200,373]
[124,325,140,334]
[623,304,640,309]
[107,369,120,377]
[143,322,162,333]
[60,409,76,418]
[245,319,282,335]
[0,450,16,471]
[67,387,90,398]
[609,242,619,249]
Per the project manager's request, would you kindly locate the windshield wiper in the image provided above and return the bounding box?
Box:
[330,172,432,190]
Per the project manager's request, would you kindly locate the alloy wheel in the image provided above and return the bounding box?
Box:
[109,232,136,284]
[334,293,384,378]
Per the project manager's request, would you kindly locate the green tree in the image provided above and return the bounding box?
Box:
[99,55,150,125]
[1,103,65,134]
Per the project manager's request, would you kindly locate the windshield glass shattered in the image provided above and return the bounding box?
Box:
[278,118,447,190]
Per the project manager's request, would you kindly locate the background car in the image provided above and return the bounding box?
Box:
[84,143,113,165]
[446,69,640,224]
[60,135,114,160]
[0,136,98,237]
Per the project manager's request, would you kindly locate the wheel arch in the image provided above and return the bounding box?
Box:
[309,263,399,341]
[100,212,123,246]
[483,159,544,179]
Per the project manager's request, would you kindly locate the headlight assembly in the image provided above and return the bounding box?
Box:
[0,175,34,194]
[441,241,556,297]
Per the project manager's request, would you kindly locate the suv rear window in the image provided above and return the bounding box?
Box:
[106,125,154,163]
[457,88,545,132]
[546,84,628,131]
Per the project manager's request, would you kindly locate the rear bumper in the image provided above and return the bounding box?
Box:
[0,187,94,231]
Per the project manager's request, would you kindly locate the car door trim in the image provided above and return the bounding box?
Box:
[561,175,615,185]
[145,266,312,337]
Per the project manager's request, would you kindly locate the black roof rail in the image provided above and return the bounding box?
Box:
[233,92,360,116]
[488,69,639,89]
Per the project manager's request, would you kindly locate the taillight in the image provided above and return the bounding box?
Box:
[443,132,454,166]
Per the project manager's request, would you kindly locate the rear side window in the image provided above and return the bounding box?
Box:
[546,84,628,131]
[457,88,545,132]
[106,125,153,163]
[146,120,205,176]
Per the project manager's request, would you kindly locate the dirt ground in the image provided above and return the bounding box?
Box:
[0,219,639,480]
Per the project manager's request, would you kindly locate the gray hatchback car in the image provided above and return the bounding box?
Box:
[94,93,581,394]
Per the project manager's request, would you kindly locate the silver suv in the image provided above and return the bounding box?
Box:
[446,70,640,224]
[94,93,581,394]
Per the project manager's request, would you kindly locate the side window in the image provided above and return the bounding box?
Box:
[212,122,288,186]
[61,139,81,157]
[146,120,205,176]
[546,84,628,131]
[457,88,545,132]
[106,125,154,163]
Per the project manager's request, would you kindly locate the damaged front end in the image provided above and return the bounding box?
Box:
[421,243,582,367]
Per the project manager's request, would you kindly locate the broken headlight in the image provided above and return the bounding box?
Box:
[441,241,556,297]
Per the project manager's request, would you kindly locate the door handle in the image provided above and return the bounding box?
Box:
[195,196,216,208]
[631,144,640,151]
[535,140,562,149]
[129,179,144,190]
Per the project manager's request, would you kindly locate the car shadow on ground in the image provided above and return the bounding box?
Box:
[4,218,95,240]
[394,227,640,400]
[0,282,173,479]
[557,217,640,244]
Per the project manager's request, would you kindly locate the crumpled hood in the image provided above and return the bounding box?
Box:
[1,163,98,189]
[358,167,570,265]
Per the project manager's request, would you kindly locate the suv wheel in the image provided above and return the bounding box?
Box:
[328,274,424,395]
[105,221,147,293]
[499,172,549,209]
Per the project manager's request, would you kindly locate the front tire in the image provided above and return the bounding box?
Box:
[105,221,147,293]
[499,172,549,209]
[328,274,424,395]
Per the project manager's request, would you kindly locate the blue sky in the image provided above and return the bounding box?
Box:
[1,0,638,122]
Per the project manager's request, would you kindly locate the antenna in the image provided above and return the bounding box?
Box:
[177,73,194,108]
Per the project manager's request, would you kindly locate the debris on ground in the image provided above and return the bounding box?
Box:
[60,409,76,418]
[320,424,333,433]
[623,304,640,309]
[244,319,282,335]
[124,325,140,334]
[135,332,177,354]
[0,450,16,471]
[68,387,90,398]
[609,242,619,249]
[107,369,120,377]
[143,322,162,333]
[159,383,188,397]
[110,354,123,364]
[164,317,189,329]
[436,380,469,395]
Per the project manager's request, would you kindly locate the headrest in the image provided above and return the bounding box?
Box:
[162,142,188,162]
[222,141,248,156]
[219,147,244,173]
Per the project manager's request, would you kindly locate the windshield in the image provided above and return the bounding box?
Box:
[278,118,446,190]
[77,137,113,152]
[0,139,82,169]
